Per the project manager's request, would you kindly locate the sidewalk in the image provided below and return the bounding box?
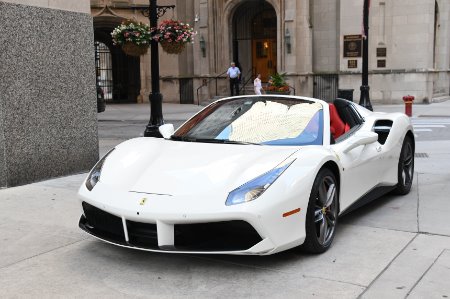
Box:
[97,102,203,122]
[98,99,450,122]
[1,99,450,298]
[373,100,450,117]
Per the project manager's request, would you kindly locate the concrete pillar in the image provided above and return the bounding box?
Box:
[0,0,98,187]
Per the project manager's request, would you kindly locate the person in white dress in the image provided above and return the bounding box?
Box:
[254,74,262,95]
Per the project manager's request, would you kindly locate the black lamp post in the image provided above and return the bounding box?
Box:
[359,0,373,111]
[135,1,175,137]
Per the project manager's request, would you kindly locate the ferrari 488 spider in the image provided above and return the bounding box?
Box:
[79,96,414,255]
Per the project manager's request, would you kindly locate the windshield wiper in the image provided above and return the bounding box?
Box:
[170,136,197,142]
[170,136,260,145]
[216,139,261,145]
[195,138,261,145]
[170,136,215,143]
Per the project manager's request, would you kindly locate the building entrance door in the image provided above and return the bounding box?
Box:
[252,39,276,82]
[251,6,277,82]
[232,2,277,83]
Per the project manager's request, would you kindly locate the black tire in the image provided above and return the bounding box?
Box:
[393,135,414,195]
[301,168,339,254]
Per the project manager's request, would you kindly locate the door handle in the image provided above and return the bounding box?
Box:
[376,145,382,152]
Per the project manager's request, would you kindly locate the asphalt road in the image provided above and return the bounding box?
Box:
[98,119,185,139]
[412,116,450,141]
[98,116,450,140]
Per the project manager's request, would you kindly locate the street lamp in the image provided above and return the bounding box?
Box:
[133,1,175,137]
[359,0,373,111]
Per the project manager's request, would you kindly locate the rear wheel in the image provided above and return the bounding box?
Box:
[301,168,338,253]
[393,135,414,195]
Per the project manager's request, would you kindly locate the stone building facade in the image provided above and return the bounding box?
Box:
[92,0,450,104]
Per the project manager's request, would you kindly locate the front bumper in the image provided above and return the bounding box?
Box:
[78,179,308,255]
[79,201,271,254]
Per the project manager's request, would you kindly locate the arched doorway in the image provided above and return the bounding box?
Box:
[232,1,277,82]
[94,17,141,103]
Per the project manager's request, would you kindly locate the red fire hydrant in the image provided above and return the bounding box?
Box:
[402,95,414,117]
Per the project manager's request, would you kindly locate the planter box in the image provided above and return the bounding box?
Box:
[264,90,291,95]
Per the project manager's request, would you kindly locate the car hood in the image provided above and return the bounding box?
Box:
[99,137,298,197]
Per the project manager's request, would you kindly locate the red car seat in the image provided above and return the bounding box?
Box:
[329,103,349,139]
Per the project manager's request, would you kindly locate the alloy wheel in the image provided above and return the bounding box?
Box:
[402,142,414,186]
[314,176,338,246]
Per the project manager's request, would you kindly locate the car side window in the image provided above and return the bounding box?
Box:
[332,100,364,143]
[348,103,364,126]
[335,125,362,143]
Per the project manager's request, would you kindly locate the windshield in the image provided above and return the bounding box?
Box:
[174,97,323,146]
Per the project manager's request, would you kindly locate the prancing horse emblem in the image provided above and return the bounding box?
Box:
[139,198,147,206]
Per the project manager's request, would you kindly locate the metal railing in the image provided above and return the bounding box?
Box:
[196,70,299,105]
[288,85,296,95]
[239,68,255,95]
[196,70,227,105]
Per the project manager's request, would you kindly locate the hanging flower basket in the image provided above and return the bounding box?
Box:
[160,40,186,54]
[121,42,148,57]
[111,20,151,56]
[151,20,196,55]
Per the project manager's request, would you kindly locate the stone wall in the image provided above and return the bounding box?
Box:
[312,0,339,73]
[339,71,440,104]
[0,1,98,187]
[337,0,450,103]
[89,0,450,104]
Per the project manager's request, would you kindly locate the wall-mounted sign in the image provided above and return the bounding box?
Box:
[343,35,362,58]
[348,59,358,68]
[376,47,387,57]
[377,60,386,68]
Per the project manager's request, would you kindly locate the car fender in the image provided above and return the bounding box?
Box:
[365,112,414,184]
[252,146,341,250]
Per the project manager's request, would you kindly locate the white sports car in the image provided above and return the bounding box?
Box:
[79,96,414,255]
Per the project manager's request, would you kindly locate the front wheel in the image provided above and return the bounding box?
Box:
[393,135,414,195]
[301,168,339,254]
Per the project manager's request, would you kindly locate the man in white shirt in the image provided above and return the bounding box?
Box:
[227,62,241,96]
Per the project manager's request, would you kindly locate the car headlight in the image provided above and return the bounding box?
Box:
[226,159,295,206]
[85,149,115,191]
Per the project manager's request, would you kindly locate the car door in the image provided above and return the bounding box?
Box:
[328,103,384,212]
[331,133,384,212]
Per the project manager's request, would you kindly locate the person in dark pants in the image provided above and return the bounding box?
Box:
[227,62,241,96]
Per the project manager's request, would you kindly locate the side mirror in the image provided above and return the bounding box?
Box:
[158,124,175,139]
[343,131,378,153]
